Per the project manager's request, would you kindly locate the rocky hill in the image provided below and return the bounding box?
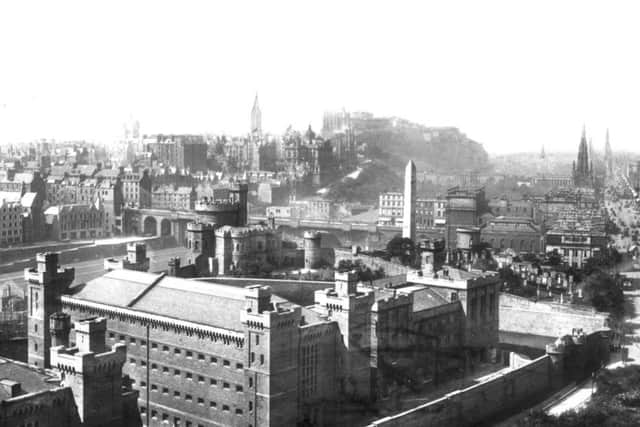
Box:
[355,120,490,173]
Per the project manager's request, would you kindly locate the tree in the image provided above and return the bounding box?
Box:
[579,269,626,319]
[386,236,416,266]
[336,259,385,284]
[518,366,640,427]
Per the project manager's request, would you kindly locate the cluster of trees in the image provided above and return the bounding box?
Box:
[519,366,640,426]
[385,236,417,266]
[336,259,385,284]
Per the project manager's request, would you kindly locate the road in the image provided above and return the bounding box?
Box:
[0,246,190,292]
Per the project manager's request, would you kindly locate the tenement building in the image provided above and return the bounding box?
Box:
[377,192,446,229]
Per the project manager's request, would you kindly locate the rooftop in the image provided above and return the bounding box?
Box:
[0,358,59,401]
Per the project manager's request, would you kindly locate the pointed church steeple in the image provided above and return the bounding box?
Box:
[250,93,262,137]
[574,125,593,187]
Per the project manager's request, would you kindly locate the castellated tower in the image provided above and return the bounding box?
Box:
[314,271,374,401]
[304,231,322,269]
[50,312,71,348]
[50,317,128,427]
[241,285,302,427]
[186,222,217,275]
[25,252,75,368]
[402,160,416,241]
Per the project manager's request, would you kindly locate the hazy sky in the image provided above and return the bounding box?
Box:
[1,0,639,154]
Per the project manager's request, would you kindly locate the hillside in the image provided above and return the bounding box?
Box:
[357,125,490,173]
[324,160,402,204]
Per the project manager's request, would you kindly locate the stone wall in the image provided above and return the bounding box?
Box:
[500,293,610,338]
[369,355,552,427]
[334,248,411,277]
[367,329,610,427]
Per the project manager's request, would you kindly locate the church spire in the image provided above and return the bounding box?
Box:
[574,125,593,187]
[250,93,262,137]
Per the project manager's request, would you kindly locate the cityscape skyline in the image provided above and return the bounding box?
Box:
[1,1,639,153]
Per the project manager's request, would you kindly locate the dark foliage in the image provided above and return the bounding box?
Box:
[519,366,640,427]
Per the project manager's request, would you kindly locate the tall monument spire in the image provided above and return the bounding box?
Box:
[605,128,613,177]
[402,160,416,241]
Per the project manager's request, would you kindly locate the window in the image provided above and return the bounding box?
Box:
[260,354,264,365]
[223,382,230,389]
[129,337,136,345]
[210,401,217,409]
[174,369,181,376]
[174,391,180,398]
[186,351,193,358]
[162,387,169,395]
[210,378,217,386]
[198,376,204,383]
[109,332,115,339]
[198,353,205,361]
[255,335,260,345]
[163,345,169,352]
[223,359,230,367]
[151,363,158,371]
[174,348,181,355]
[119,335,125,342]
[141,340,147,347]
[235,409,243,415]
[249,377,253,388]
[236,363,243,370]
[151,342,158,350]
[163,366,169,374]
[129,358,136,365]
[140,381,147,387]
[210,356,218,364]
[151,384,158,392]
[197,398,204,405]
[185,394,192,402]
[162,413,169,422]
[250,352,255,363]
[151,410,158,420]
[236,385,243,392]
[249,401,253,411]
[222,405,230,412]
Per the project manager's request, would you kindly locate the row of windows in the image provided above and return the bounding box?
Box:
[131,359,246,391]
[140,407,249,427]
[111,333,246,369]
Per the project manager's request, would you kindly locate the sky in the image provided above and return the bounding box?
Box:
[0,0,639,154]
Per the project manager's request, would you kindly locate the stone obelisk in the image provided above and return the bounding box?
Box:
[402,160,416,241]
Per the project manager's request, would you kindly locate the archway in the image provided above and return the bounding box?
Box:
[143,216,158,236]
[160,219,172,236]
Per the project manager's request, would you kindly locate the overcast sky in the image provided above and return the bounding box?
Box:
[1,0,639,154]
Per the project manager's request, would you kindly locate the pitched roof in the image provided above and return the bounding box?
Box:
[0,191,22,204]
[398,285,451,311]
[70,271,294,332]
[20,192,37,208]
